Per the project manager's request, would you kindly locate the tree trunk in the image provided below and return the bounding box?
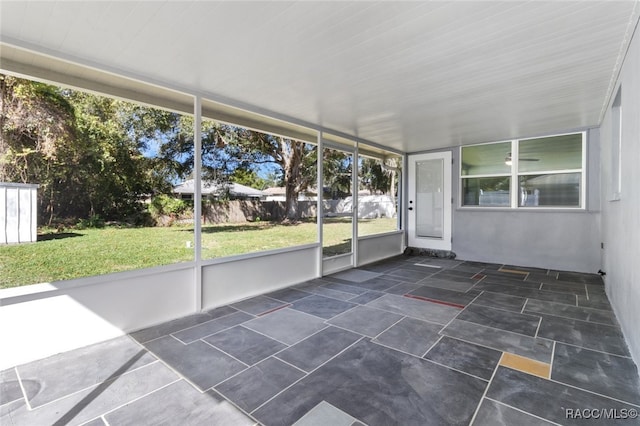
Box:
[284,182,298,220]
[389,170,396,207]
[282,140,305,221]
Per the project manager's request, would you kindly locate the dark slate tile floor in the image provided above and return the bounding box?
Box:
[2,255,640,426]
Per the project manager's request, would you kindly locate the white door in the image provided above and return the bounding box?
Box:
[407,151,452,251]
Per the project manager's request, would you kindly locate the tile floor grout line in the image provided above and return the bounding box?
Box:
[78,416,106,425]
[93,378,182,422]
[331,293,392,315]
[475,280,586,299]
[131,349,215,396]
[443,290,483,326]
[233,304,283,317]
[368,293,460,326]
[534,316,543,338]
[403,293,467,309]
[549,340,556,379]
[551,339,633,359]
[322,322,373,340]
[249,336,366,416]
[209,386,268,425]
[450,318,549,344]
[585,284,590,301]
[442,319,553,362]
[320,280,376,294]
[169,333,193,345]
[536,311,623,329]
[421,335,444,358]
[199,338,251,369]
[213,351,305,397]
[172,318,261,345]
[249,325,332,362]
[256,324,331,356]
[472,300,525,315]
[317,303,363,323]
[467,353,504,426]
[19,360,163,412]
[298,285,360,302]
[139,311,253,345]
[419,356,490,383]
[271,355,310,375]
[133,308,242,343]
[368,338,431,359]
[484,397,564,425]
[278,305,351,323]
[263,293,300,304]
[468,300,539,318]
[234,323,293,347]
[14,366,33,411]
[370,315,407,340]
[522,297,615,314]
[256,303,291,317]
[543,374,640,408]
[285,292,319,305]
[530,309,617,327]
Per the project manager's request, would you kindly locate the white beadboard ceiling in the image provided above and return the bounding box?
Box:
[1,1,638,153]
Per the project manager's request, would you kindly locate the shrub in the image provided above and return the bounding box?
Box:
[76,214,105,229]
[148,195,188,218]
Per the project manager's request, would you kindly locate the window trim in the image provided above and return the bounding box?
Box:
[610,87,622,201]
[459,131,586,210]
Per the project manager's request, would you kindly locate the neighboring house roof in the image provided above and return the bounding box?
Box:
[263,187,319,196]
[173,180,265,198]
[262,187,286,196]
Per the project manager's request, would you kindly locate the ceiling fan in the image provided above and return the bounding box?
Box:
[505,152,539,166]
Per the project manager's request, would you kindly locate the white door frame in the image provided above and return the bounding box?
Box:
[407,151,452,251]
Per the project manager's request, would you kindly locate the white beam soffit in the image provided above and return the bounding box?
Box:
[0,43,194,115]
[201,99,317,144]
[1,42,320,146]
[1,1,639,152]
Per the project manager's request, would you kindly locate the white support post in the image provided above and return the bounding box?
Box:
[352,141,359,266]
[402,153,409,250]
[510,139,519,208]
[316,131,324,278]
[397,154,404,233]
[194,96,203,311]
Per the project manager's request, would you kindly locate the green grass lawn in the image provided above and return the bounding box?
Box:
[0,218,397,288]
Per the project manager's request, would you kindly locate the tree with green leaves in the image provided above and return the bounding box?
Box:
[359,156,400,205]
[0,74,80,224]
[233,129,317,220]
[1,74,325,224]
[1,74,170,225]
[147,117,318,221]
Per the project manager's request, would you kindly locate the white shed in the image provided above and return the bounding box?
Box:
[0,183,39,244]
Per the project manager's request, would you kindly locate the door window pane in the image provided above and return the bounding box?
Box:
[415,159,443,238]
[462,177,511,207]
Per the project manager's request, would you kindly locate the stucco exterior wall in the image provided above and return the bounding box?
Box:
[598,26,640,366]
[449,129,601,273]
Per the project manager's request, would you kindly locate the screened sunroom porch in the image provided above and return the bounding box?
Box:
[1,1,640,425]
